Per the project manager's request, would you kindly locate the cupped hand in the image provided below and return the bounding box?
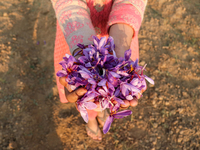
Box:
[58,48,88,103]
[59,77,103,112]
[59,77,87,103]
[119,86,146,109]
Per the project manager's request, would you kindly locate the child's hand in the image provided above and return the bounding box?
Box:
[59,77,87,103]
[58,48,88,103]
[119,87,146,109]
[109,23,145,109]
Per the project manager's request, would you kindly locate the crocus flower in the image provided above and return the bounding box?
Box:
[120,82,141,100]
[107,71,121,86]
[103,109,132,134]
[56,54,77,80]
[77,91,97,123]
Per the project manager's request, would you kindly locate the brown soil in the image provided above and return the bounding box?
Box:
[0,0,200,149]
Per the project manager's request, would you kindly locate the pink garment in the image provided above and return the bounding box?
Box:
[53,0,147,119]
[51,0,147,53]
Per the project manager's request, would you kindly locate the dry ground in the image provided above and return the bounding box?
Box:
[0,0,200,149]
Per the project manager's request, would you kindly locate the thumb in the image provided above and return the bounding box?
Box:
[59,77,73,92]
[59,77,87,102]
[65,87,87,103]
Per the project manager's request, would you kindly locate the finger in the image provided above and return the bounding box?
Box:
[59,77,67,86]
[120,100,130,109]
[59,77,73,92]
[130,98,138,107]
[65,87,87,103]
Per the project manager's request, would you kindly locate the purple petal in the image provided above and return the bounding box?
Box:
[85,62,92,67]
[141,79,147,91]
[117,70,129,76]
[114,87,120,97]
[101,100,110,109]
[114,97,125,104]
[103,116,114,134]
[108,74,118,86]
[132,59,139,68]
[84,102,97,110]
[114,110,132,119]
[98,37,106,49]
[102,54,107,64]
[123,83,140,93]
[79,70,91,78]
[83,92,95,102]
[126,95,133,100]
[98,79,107,86]
[103,85,108,93]
[96,58,101,66]
[77,43,85,49]
[59,60,67,66]
[64,53,70,58]
[93,36,100,47]
[107,82,115,92]
[130,78,139,86]
[98,89,107,96]
[78,56,88,64]
[100,48,108,55]
[112,49,116,57]
[109,71,121,78]
[81,66,91,73]
[111,103,120,112]
[67,55,76,67]
[83,48,91,58]
[107,36,115,50]
[124,49,131,61]
[88,78,96,85]
[80,109,88,123]
[56,70,67,77]
[121,83,129,96]
[144,75,155,85]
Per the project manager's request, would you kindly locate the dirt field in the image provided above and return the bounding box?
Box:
[0,0,200,149]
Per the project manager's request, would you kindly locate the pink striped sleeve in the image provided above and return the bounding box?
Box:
[108,0,147,33]
[51,0,96,54]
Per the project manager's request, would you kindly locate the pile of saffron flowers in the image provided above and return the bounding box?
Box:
[57,36,154,134]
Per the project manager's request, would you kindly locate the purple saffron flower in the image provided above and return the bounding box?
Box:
[77,91,97,123]
[56,35,155,132]
[120,82,141,100]
[124,49,131,61]
[98,78,115,95]
[106,36,116,56]
[56,54,78,82]
[103,109,132,134]
[107,71,121,86]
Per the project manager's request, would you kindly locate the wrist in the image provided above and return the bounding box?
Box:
[114,45,131,58]
[109,23,134,58]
